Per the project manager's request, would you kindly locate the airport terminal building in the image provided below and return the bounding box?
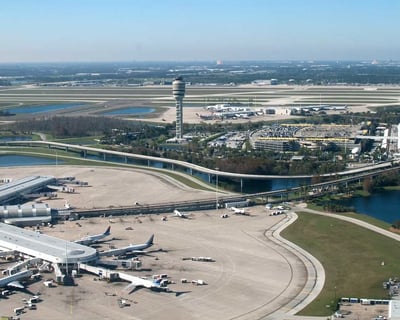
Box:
[0,175,57,226]
[0,175,55,204]
[0,223,97,264]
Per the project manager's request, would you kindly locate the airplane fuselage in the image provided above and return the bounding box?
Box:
[0,269,32,289]
[99,235,154,257]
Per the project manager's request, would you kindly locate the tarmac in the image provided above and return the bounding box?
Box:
[0,166,327,320]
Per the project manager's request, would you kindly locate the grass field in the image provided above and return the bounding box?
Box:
[281,212,400,316]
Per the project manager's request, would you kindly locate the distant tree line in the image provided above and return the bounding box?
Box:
[8,116,171,139]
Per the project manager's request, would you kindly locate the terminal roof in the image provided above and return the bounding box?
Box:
[0,223,97,264]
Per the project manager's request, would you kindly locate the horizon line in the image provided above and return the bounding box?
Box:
[0,59,397,65]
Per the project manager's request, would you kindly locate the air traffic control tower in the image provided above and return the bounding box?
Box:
[172,76,185,141]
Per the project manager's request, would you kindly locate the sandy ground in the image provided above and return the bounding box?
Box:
[0,166,308,320]
[0,166,220,210]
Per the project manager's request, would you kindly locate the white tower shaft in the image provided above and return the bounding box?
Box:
[172,77,185,140]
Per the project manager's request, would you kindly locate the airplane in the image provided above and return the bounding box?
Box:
[64,200,71,210]
[74,226,111,246]
[98,235,154,257]
[173,209,190,219]
[0,269,33,289]
[230,207,250,215]
[122,273,169,294]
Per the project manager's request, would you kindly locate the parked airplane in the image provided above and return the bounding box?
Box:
[230,207,250,215]
[98,235,154,257]
[0,269,33,289]
[173,209,190,219]
[64,200,72,210]
[75,226,111,246]
[122,273,169,294]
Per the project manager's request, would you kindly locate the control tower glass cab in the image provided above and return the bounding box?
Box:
[172,76,185,140]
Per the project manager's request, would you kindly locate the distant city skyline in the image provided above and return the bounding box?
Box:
[0,0,399,63]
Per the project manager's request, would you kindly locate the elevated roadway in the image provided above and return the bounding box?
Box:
[2,140,395,182]
[70,164,400,218]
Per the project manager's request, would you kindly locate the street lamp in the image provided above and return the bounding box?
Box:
[215,168,219,211]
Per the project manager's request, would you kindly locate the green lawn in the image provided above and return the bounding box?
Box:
[307,202,392,231]
[281,212,400,316]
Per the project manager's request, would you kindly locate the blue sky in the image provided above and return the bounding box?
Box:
[0,0,398,62]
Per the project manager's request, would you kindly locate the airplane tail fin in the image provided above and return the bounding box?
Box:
[104,226,111,236]
[147,235,154,246]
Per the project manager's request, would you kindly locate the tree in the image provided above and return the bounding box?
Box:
[362,177,374,193]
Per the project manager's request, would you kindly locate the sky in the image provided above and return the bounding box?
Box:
[0,0,399,63]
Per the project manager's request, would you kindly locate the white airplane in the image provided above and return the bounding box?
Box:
[98,235,154,257]
[0,269,33,289]
[64,200,72,210]
[74,226,111,246]
[121,273,169,294]
[173,209,190,219]
[230,207,250,215]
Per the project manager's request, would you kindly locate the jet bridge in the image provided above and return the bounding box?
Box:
[2,257,42,276]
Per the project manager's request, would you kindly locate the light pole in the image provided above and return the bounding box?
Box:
[215,168,219,211]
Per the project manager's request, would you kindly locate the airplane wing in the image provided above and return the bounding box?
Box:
[124,283,137,294]
[123,280,162,294]
[7,280,24,289]
[119,273,160,292]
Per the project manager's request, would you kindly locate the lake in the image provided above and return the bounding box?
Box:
[7,103,85,114]
[0,155,59,166]
[339,190,400,224]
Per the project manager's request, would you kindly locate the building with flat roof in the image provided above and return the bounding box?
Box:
[0,175,55,204]
[0,223,97,264]
[1,203,52,226]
